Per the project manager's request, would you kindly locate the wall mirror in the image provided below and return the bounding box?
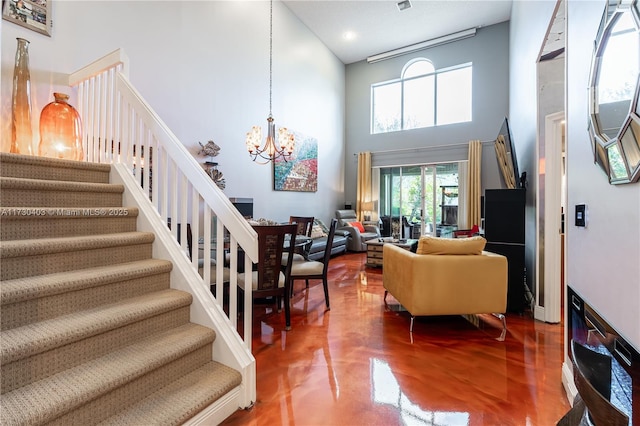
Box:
[588,0,640,184]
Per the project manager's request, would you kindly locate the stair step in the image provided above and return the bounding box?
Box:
[1,288,192,364]
[0,323,215,426]
[53,345,217,425]
[1,259,173,330]
[2,293,192,393]
[1,288,194,393]
[0,154,243,423]
[0,232,155,280]
[0,207,139,240]
[0,152,111,183]
[98,361,242,425]
[0,177,123,207]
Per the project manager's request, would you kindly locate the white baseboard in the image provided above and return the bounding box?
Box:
[561,361,578,406]
[534,305,545,322]
[184,387,242,425]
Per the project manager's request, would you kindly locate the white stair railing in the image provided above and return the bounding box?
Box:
[68,48,257,404]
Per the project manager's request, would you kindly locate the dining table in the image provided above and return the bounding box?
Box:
[284,234,313,260]
[200,227,314,273]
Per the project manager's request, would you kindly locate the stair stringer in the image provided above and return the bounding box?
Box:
[111,163,256,422]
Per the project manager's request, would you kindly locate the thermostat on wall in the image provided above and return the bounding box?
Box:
[575,204,587,228]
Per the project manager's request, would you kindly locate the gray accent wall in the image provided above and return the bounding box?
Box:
[344,21,510,205]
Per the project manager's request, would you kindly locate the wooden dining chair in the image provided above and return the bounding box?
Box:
[289,218,337,310]
[238,224,297,330]
[283,216,314,264]
[289,216,314,237]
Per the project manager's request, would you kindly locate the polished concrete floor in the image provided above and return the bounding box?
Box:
[222,252,570,426]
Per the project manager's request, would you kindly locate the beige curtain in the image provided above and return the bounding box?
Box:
[356,152,372,221]
[495,135,516,189]
[467,140,482,228]
[457,161,468,229]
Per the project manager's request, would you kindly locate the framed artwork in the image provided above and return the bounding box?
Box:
[273,131,318,192]
[3,0,52,37]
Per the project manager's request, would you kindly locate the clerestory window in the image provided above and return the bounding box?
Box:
[371,59,472,134]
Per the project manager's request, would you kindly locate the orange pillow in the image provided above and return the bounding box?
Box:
[348,221,365,233]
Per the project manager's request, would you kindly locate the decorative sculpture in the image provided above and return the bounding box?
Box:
[198,140,221,159]
[197,140,225,190]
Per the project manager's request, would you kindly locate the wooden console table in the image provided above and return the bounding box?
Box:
[364,237,418,267]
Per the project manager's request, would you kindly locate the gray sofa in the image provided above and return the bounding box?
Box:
[335,209,381,252]
[306,219,350,260]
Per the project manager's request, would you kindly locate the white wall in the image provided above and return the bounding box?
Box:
[1,1,345,224]
[511,0,640,351]
[565,0,640,350]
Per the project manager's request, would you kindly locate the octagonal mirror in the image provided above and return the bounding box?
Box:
[588,0,640,183]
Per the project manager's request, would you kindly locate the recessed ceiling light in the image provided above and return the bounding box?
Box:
[397,0,412,11]
[343,31,357,41]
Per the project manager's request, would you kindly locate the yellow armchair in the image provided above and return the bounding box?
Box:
[382,241,508,332]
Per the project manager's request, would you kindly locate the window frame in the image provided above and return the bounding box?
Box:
[371,60,473,134]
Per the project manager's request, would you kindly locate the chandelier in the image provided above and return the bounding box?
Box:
[246,0,295,164]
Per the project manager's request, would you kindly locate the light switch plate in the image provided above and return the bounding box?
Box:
[575,204,587,227]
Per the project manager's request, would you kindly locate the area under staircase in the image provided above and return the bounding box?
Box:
[0,153,244,425]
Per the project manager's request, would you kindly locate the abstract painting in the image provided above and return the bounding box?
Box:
[273,131,318,192]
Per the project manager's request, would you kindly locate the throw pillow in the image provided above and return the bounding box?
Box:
[416,235,486,255]
[247,218,279,226]
[314,219,330,235]
[348,221,365,233]
[310,223,327,239]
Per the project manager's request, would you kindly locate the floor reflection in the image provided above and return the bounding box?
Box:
[384,298,508,343]
[371,358,470,426]
[359,270,368,286]
[222,253,570,426]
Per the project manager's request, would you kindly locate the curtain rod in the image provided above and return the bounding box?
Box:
[353,139,495,156]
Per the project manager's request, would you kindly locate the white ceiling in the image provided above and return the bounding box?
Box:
[282,0,514,64]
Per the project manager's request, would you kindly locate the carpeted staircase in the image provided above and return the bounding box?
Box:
[0,153,242,425]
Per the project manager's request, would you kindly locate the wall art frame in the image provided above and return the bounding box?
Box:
[3,0,52,37]
[273,131,318,192]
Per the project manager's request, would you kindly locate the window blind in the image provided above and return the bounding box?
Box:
[369,141,493,168]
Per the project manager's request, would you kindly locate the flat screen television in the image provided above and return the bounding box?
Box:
[495,117,522,189]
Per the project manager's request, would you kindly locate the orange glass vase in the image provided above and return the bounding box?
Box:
[38,93,84,160]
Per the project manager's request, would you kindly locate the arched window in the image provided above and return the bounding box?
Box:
[402,59,435,78]
[371,59,472,134]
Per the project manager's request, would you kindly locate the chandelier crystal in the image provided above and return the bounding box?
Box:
[246,0,295,164]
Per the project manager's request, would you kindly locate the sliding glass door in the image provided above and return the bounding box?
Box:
[378,163,459,239]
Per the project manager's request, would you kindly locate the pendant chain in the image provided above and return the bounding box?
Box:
[269,0,273,117]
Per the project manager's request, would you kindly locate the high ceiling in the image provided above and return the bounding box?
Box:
[282,0,514,64]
